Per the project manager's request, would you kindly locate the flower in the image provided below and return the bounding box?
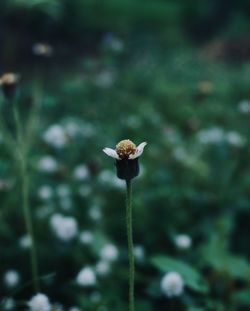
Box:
[50,214,78,241]
[100,244,118,262]
[95,260,110,276]
[73,165,89,181]
[103,139,147,180]
[238,100,250,113]
[3,270,20,288]
[37,156,58,173]
[2,298,15,310]
[79,231,94,245]
[0,73,20,99]
[38,185,53,201]
[76,267,96,286]
[174,234,192,250]
[43,125,67,148]
[28,293,51,311]
[33,43,53,57]
[19,234,32,249]
[161,272,184,298]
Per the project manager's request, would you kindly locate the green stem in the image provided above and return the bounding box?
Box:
[13,105,40,292]
[21,160,40,292]
[126,179,135,311]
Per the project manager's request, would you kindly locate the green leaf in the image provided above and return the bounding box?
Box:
[151,255,208,293]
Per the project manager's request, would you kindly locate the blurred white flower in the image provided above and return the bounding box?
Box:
[95,70,115,88]
[226,131,245,147]
[2,298,15,310]
[33,43,53,57]
[89,206,102,221]
[238,100,250,113]
[73,165,89,181]
[38,185,53,201]
[100,244,118,262]
[78,185,91,197]
[197,127,224,144]
[4,270,20,288]
[95,260,110,276]
[59,197,73,211]
[56,184,71,198]
[19,234,32,249]
[76,267,96,286]
[98,170,124,189]
[28,293,51,311]
[79,231,94,245]
[43,125,67,148]
[37,156,58,173]
[63,121,81,137]
[133,245,145,261]
[68,308,81,311]
[174,234,192,250]
[50,214,78,241]
[161,272,184,298]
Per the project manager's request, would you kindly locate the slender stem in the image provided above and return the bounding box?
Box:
[126,179,135,311]
[13,105,40,292]
[21,160,40,292]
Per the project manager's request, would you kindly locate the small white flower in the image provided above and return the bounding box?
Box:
[197,127,224,144]
[79,231,94,245]
[50,214,78,241]
[175,234,192,250]
[238,100,250,113]
[38,185,53,201]
[19,234,32,249]
[100,244,118,262]
[95,260,110,276]
[89,206,102,221]
[133,245,145,261]
[4,270,20,288]
[78,185,91,197]
[37,156,58,173]
[76,267,96,286]
[2,298,15,310]
[33,43,53,57]
[28,293,51,311]
[73,165,89,181]
[68,308,81,311]
[161,272,184,298]
[103,140,147,160]
[56,184,71,197]
[43,125,67,148]
[226,131,245,147]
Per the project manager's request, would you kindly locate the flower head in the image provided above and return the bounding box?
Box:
[76,267,96,286]
[103,139,147,180]
[161,272,184,298]
[0,73,20,99]
[33,43,53,57]
[28,293,51,311]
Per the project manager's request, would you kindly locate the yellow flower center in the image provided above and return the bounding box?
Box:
[116,139,136,158]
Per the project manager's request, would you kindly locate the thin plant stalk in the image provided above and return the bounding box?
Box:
[13,104,40,292]
[126,179,135,311]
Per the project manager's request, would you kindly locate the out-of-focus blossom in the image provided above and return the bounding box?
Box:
[56,184,71,198]
[0,73,20,99]
[59,197,73,211]
[197,127,224,144]
[98,170,124,189]
[3,270,20,288]
[68,307,81,311]
[2,298,15,310]
[76,267,96,286]
[100,244,118,262]
[134,245,145,262]
[43,125,67,148]
[37,156,58,173]
[89,206,102,221]
[33,43,53,57]
[238,100,250,113]
[174,234,192,250]
[79,231,94,245]
[50,214,78,241]
[161,272,184,298]
[73,165,89,181]
[28,293,51,311]
[78,185,91,197]
[95,70,115,88]
[19,234,32,249]
[226,131,246,147]
[38,185,53,201]
[95,260,110,276]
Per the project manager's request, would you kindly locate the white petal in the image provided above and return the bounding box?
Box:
[103,148,120,160]
[129,142,147,159]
